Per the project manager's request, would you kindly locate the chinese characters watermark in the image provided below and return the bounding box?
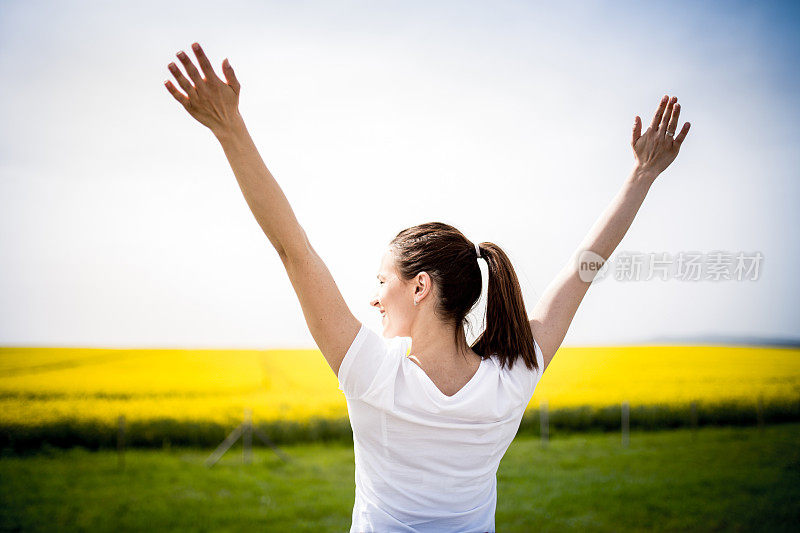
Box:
[576,250,763,283]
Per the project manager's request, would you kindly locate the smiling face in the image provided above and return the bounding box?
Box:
[370,247,419,338]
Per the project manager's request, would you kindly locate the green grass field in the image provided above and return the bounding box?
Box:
[2,423,798,532]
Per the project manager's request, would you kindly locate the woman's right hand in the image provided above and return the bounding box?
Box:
[631,95,691,179]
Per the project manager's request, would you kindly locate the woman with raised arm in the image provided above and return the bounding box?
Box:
[164,43,690,532]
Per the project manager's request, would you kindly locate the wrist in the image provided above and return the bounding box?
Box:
[212,112,247,142]
[630,165,659,185]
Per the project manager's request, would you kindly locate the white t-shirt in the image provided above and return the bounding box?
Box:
[337,322,545,533]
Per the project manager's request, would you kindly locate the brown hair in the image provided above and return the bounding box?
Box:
[389,222,539,373]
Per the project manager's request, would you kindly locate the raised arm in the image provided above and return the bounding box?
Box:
[164,42,359,376]
[529,95,691,373]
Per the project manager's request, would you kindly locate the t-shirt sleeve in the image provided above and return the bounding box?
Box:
[533,337,545,386]
[522,337,546,401]
[337,322,406,401]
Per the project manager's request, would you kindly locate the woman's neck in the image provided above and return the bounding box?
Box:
[407,322,480,370]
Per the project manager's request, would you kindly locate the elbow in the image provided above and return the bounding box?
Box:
[278,226,312,262]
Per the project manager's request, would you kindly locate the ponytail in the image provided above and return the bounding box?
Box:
[389,222,538,374]
[471,242,539,373]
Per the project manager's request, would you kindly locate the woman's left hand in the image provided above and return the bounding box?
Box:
[631,95,691,179]
[164,42,242,135]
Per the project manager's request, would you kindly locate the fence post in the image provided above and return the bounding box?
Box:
[117,414,126,470]
[243,408,253,464]
[621,401,629,448]
[540,401,548,448]
[206,408,290,468]
[756,395,764,433]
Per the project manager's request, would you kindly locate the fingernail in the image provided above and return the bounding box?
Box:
[177,51,185,58]
[192,43,200,50]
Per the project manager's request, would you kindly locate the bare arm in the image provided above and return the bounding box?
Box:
[530,167,656,373]
[213,116,361,375]
[530,95,691,372]
[164,42,360,376]
[213,114,306,257]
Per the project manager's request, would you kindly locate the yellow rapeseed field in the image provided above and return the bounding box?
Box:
[1,344,798,427]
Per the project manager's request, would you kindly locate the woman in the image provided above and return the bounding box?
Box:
[164,43,690,532]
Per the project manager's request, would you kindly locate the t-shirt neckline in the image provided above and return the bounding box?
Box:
[404,353,489,401]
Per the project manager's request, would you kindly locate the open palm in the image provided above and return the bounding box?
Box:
[164,42,241,134]
[632,95,691,178]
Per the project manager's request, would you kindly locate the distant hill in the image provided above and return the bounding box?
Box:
[631,334,800,348]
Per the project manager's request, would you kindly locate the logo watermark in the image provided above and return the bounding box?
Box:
[576,250,763,283]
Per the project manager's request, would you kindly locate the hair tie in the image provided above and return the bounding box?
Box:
[474,242,481,259]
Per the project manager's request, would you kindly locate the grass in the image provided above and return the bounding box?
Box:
[1,423,798,532]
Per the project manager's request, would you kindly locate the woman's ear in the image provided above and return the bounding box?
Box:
[414,272,431,302]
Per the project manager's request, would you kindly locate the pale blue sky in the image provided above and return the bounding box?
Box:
[1,0,798,348]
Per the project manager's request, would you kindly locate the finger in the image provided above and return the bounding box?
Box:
[660,96,677,133]
[168,62,197,98]
[667,103,681,136]
[674,121,691,145]
[176,49,203,84]
[649,95,669,130]
[222,58,241,95]
[632,116,642,147]
[164,80,190,108]
[191,42,221,82]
